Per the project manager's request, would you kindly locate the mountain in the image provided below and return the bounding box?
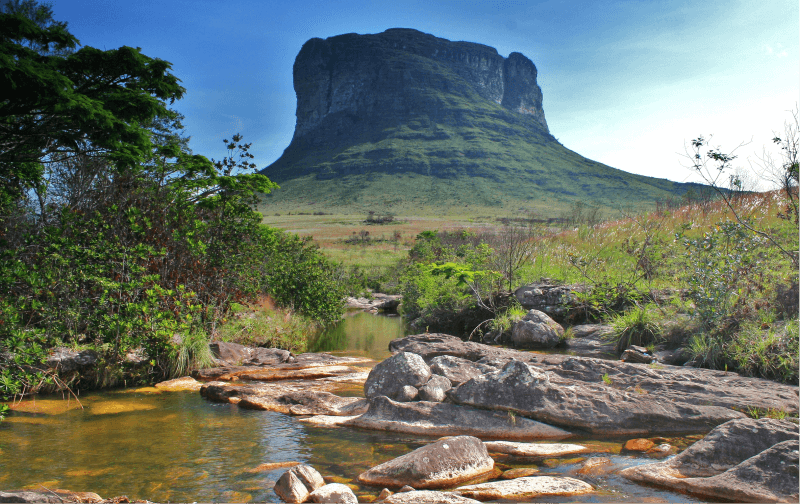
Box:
[261,28,700,216]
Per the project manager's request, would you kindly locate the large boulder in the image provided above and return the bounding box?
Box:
[274,464,325,503]
[364,352,431,401]
[449,360,745,435]
[358,436,494,489]
[620,418,799,502]
[342,395,572,439]
[511,309,564,349]
[209,342,295,366]
[429,355,498,386]
[455,476,593,501]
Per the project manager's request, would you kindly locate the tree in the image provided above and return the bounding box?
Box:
[685,110,799,269]
[0,7,184,205]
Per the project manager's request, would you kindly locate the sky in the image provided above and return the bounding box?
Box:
[50,0,799,188]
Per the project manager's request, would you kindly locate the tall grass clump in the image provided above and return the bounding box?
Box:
[610,304,663,354]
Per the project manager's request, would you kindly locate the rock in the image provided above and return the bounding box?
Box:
[154,376,203,392]
[389,334,799,415]
[397,486,415,493]
[209,342,294,367]
[358,436,494,489]
[511,309,564,349]
[343,395,572,439]
[238,389,369,416]
[417,374,451,402]
[483,441,587,457]
[274,464,325,503]
[364,352,431,400]
[514,282,581,320]
[46,348,98,373]
[620,345,655,364]
[623,438,655,452]
[646,443,674,458]
[501,467,539,479]
[383,490,482,504]
[455,476,593,500]
[449,359,745,435]
[620,418,799,503]
[346,293,402,313]
[429,355,497,386]
[309,483,358,503]
[0,490,103,503]
[576,457,613,476]
[564,324,616,358]
[376,488,392,500]
[244,461,301,473]
[395,385,419,402]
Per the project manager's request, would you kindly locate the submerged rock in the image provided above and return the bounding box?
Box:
[358,436,494,489]
[0,490,103,503]
[364,352,431,401]
[154,376,203,392]
[620,418,799,503]
[455,476,593,501]
[511,309,564,349]
[449,359,744,435]
[342,395,572,439]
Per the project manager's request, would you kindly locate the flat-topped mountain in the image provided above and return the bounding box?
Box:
[261,28,700,215]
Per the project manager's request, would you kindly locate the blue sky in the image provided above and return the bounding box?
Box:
[51,0,798,186]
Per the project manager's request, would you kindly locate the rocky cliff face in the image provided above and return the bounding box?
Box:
[261,29,700,214]
[291,28,548,144]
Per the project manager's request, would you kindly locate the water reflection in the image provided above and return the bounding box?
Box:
[310,311,410,360]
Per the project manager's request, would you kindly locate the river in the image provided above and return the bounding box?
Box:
[0,312,710,502]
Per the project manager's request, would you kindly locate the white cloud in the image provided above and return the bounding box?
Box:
[763,43,788,57]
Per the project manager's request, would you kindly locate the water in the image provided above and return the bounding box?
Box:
[1,313,710,502]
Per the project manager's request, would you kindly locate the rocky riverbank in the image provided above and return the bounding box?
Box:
[4,333,798,503]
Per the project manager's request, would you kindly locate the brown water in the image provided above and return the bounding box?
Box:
[1,313,710,502]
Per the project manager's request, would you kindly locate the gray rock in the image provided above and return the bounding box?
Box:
[364,352,431,400]
[46,348,98,373]
[396,385,419,402]
[358,436,494,489]
[344,395,571,439]
[450,359,745,435]
[620,345,655,364]
[564,325,616,358]
[514,282,581,319]
[418,374,451,402]
[620,418,799,503]
[309,483,358,503]
[389,334,799,415]
[455,476,594,500]
[483,441,588,457]
[383,490,482,504]
[208,341,294,367]
[429,355,498,386]
[511,309,564,349]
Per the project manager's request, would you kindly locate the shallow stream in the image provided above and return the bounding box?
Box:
[1,313,713,502]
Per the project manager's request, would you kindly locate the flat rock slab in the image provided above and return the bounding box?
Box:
[0,490,103,503]
[383,490,482,504]
[620,418,799,503]
[450,360,744,435]
[154,376,203,391]
[193,352,373,382]
[342,396,572,440]
[455,476,594,501]
[200,381,367,416]
[483,441,588,457]
[358,436,494,489]
[391,334,799,415]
